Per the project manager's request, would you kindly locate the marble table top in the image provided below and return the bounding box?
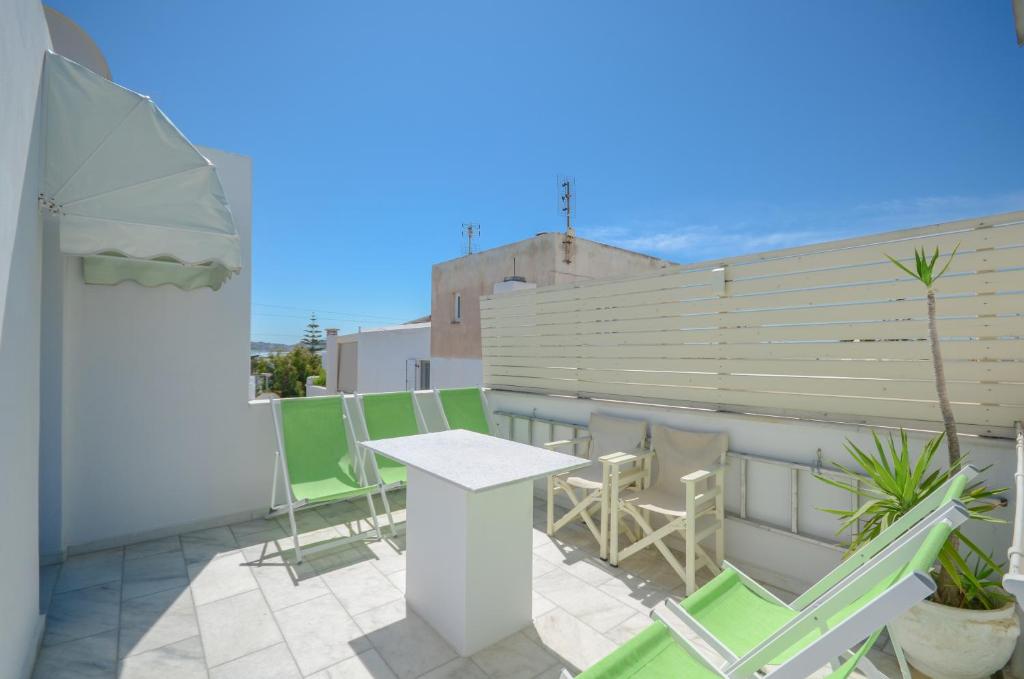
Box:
[362,429,589,492]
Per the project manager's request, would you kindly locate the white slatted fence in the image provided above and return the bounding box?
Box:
[482,211,1024,438]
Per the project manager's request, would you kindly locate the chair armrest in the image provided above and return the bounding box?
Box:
[600,447,653,467]
[544,435,591,450]
[680,462,725,485]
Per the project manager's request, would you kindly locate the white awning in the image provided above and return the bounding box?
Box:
[41,51,241,291]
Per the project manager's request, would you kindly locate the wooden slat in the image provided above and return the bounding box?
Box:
[488,355,1024,383]
[483,294,1024,330]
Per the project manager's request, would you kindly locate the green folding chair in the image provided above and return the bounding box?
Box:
[268,395,394,562]
[565,498,969,678]
[433,387,496,435]
[569,464,974,679]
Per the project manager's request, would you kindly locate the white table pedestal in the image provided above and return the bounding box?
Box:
[405,466,533,656]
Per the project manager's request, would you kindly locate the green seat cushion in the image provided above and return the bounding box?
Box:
[280,397,375,503]
[439,388,490,434]
[576,622,717,678]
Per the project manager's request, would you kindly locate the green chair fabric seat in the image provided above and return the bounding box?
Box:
[572,488,970,679]
[576,518,957,678]
[437,388,492,434]
[359,391,426,486]
[269,395,394,563]
[279,396,375,504]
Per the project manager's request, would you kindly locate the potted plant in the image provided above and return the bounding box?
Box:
[819,431,1013,678]
[817,246,1018,679]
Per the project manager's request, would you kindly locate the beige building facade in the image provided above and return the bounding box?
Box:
[430,232,672,387]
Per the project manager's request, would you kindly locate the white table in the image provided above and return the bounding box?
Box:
[362,429,588,656]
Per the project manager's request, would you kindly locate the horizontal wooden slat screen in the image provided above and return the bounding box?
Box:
[481,211,1024,438]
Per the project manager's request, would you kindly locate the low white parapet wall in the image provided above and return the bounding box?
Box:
[487,389,1014,595]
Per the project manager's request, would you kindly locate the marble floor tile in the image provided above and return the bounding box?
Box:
[43,582,120,647]
[603,611,652,645]
[249,553,329,611]
[40,563,61,613]
[180,526,238,564]
[352,599,457,679]
[187,549,257,606]
[208,642,301,679]
[320,560,403,616]
[119,587,199,659]
[54,549,123,594]
[387,569,405,593]
[524,609,617,673]
[471,631,559,679]
[366,534,406,575]
[124,536,181,561]
[419,657,489,679]
[532,568,634,634]
[117,635,206,679]
[122,550,188,600]
[196,589,282,667]
[306,649,398,679]
[273,593,370,675]
[32,629,117,679]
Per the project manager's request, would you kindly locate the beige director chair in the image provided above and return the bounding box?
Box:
[545,413,648,559]
[608,424,727,594]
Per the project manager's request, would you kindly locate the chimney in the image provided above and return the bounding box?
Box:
[325,328,338,336]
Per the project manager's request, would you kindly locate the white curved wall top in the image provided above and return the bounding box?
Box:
[44,5,111,79]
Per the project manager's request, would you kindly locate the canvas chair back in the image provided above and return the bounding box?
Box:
[587,413,648,460]
[277,396,363,488]
[361,391,423,439]
[650,425,727,491]
[438,388,491,434]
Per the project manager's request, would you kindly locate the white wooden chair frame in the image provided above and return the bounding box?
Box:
[560,501,969,679]
[267,395,394,563]
[608,441,727,595]
[431,387,498,435]
[544,433,649,560]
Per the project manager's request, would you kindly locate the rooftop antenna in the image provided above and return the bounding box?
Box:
[559,177,575,264]
[461,222,480,256]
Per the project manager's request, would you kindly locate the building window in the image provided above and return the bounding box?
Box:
[453,293,462,323]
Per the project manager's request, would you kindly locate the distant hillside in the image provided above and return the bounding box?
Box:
[250,341,293,354]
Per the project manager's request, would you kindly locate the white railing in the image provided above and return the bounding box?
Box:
[494,409,859,552]
[1004,421,1024,601]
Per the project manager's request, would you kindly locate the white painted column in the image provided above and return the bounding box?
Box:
[405,468,533,656]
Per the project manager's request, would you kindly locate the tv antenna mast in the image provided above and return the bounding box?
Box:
[461,223,480,255]
[559,177,575,264]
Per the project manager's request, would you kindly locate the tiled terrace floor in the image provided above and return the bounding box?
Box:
[35,492,913,679]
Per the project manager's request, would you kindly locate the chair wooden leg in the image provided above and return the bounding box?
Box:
[546,475,555,536]
[685,487,697,595]
[609,466,621,566]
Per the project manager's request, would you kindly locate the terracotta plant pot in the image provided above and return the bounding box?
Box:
[888,598,1019,679]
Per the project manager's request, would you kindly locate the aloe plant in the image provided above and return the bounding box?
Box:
[818,430,1006,609]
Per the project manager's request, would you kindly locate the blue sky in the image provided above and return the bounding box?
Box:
[50,1,1023,343]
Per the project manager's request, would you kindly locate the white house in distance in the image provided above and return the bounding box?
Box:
[323,319,431,394]
[430,232,674,388]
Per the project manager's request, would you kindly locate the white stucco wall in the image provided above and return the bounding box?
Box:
[0,2,52,675]
[430,357,483,389]
[354,323,431,393]
[486,390,1014,595]
[58,148,274,551]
